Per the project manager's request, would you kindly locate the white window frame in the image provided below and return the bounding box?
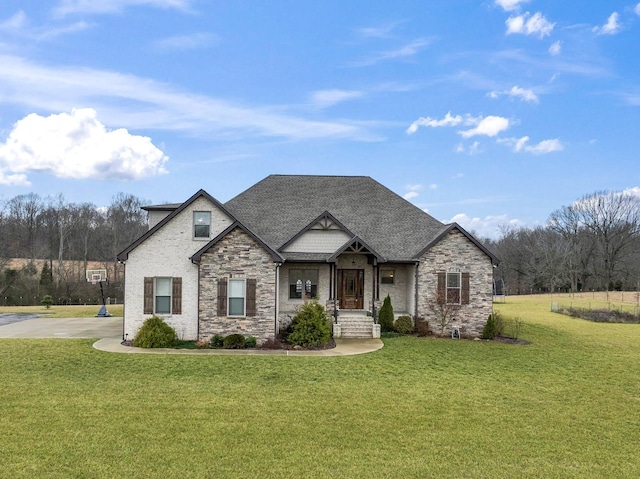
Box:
[193,211,211,239]
[155,277,172,314]
[228,278,246,317]
[446,272,462,305]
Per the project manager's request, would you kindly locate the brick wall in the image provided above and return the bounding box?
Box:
[198,228,277,342]
[417,229,494,337]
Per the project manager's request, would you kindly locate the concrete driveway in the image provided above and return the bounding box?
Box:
[0,315,122,338]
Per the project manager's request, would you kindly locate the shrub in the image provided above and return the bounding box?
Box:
[210,334,224,348]
[223,334,246,349]
[195,340,210,348]
[415,318,430,336]
[133,316,178,348]
[288,300,331,348]
[245,336,257,348]
[378,295,395,333]
[394,315,414,334]
[482,311,505,339]
[41,294,53,309]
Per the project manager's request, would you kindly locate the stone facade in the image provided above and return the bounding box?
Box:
[198,227,277,342]
[416,229,494,337]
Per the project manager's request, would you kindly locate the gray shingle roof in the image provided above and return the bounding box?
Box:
[224,175,446,261]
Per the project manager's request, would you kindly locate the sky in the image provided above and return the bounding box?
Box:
[0,0,639,239]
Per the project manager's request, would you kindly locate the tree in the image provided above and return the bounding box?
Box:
[427,287,461,336]
[378,294,394,332]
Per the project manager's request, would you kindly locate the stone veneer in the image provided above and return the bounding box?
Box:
[417,229,494,337]
[198,227,277,342]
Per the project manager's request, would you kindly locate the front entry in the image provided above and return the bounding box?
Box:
[338,269,364,309]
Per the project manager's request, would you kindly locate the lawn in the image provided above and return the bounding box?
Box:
[0,304,123,318]
[1,295,639,478]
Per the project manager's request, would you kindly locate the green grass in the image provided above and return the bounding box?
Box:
[1,295,639,478]
[0,304,123,318]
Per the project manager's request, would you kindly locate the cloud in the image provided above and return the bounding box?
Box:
[0,11,27,31]
[506,12,555,38]
[448,213,524,239]
[593,12,621,35]
[0,108,168,183]
[549,40,562,55]
[406,112,463,133]
[455,141,482,155]
[54,0,193,16]
[403,191,419,200]
[350,38,430,67]
[494,0,529,12]
[310,89,364,108]
[0,171,30,186]
[498,136,563,154]
[489,85,539,103]
[636,3,640,16]
[154,32,217,50]
[356,22,402,39]
[0,10,90,40]
[459,116,510,138]
[0,54,373,141]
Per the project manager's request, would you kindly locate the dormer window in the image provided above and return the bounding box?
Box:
[194,211,211,238]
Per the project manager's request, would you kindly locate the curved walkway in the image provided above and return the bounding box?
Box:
[93,337,383,356]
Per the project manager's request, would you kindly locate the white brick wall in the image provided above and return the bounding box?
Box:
[122,196,234,341]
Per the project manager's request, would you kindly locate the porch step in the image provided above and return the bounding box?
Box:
[335,317,376,339]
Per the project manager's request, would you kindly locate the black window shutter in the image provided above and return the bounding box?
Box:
[246,279,257,317]
[144,277,154,314]
[437,272,446,303]
[172,277,182,314]
[461,273,470,305]
[217,278,227,316]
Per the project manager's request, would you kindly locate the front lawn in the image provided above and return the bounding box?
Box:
[0,295,638,478]
[0,304,123,318]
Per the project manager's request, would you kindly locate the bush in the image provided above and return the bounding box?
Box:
[415,318,430,336]
[223,334,246,349]
[378,295,394,333]
[245,336,257,348]
[482,311,505,339]
[210,334,224,348]
[288,300,331,348]
[41,294,53,309]
[133,316,178,348]
[394,315,414,334]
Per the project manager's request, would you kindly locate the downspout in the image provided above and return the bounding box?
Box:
[372,258,378,323]
[274,262,281,336]
[333,262,338,323]
[120,261,126,341]
[414,261,420,319]
[196,261,200,340]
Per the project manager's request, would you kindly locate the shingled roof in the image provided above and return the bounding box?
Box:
[224,175,446,261]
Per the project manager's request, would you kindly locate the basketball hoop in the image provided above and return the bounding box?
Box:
[86,269,111,317]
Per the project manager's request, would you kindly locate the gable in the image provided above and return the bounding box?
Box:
[282,229,352,253]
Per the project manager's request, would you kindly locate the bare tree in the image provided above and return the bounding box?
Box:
[427,289,461,336]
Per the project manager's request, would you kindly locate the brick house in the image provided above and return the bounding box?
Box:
[117,175,498,342]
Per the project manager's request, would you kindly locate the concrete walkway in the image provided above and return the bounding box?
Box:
[0,315,383,356]
[93,337,383,356]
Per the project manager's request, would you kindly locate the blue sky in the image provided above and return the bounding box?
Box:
[0,0,639,238]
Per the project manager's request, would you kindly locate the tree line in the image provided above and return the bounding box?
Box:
[486,190,640,295]
[0,192,148,306]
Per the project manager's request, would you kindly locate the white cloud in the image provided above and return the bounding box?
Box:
[636,3,640,16]
[403,191,419,200]
[498,136,563,154]
[593,12,621,35]
[350,38,430,67]
[624,186,640,199]
[0,108,168,183]
[310,89,364,108]
[406,112,463,133]
[489,85,539,103]
[428,183,437,190]
[549,40,562,55]
[0,11,27,31]
[0,170,30,186]
[506,12,555,38]
[154,32,217,50]
[0,54,372,141]
[406,184,422,191]
[54,0,193,16]
[448,213,524,239]
[494,0,529,12]
[459,116,510,138]
[356,22,402,39]
[0,10,90,40]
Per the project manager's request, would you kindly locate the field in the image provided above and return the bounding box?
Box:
[0,304,124,318]
[1,295,639,478]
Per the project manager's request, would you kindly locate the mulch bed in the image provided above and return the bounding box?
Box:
[492,335,531,345]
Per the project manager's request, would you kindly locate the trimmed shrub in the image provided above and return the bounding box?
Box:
[223,334,246,349]
[245,336,257,348]
[482,311,505,339]
[288,300,331,348]
[394,315,414,334]
[378,294,394,333]
[133,316,178,348]
[210,334,224,348]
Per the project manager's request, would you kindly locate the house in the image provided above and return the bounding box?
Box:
[117,175,498,342]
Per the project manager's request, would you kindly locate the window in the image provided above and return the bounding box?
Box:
[289,269,318,299]
[194,211,211,238]
[228,279,246,316]
[446,272,461,304]
[381,270,395,284]
[143,277,182,314]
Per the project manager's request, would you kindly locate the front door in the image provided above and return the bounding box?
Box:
[338,269,364,309]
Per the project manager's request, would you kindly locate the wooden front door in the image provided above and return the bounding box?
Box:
[338,269,364,309]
